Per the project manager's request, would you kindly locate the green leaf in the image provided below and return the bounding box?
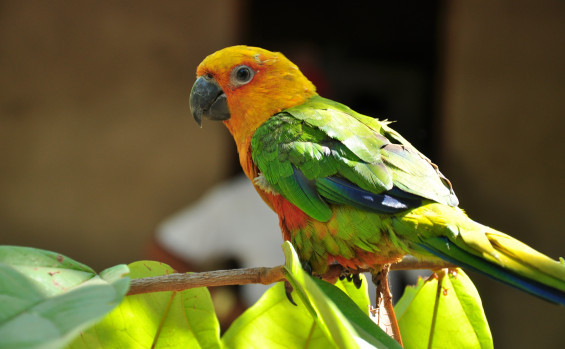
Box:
[0,245,96,297]
[68,261,222,349]
[282,241,401,349]
[312,278,401,349]
[333,273,370,312]
[222,282,332,349]
[223,243,399,349]
[0,246,129,349]
[395,268,492,349]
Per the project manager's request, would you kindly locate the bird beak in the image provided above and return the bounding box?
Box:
[189,76,230,127]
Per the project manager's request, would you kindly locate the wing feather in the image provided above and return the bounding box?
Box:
[250,95,458,221]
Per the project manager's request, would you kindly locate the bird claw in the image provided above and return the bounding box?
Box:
[338,267,363,288]
[339,267,351,280]
[284,280,297,306]
[352,273,363,289]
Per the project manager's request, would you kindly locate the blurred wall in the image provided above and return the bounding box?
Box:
[441,1,565,347]
[0,1,239,269]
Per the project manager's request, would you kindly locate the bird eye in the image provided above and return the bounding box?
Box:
[231,65,255,86]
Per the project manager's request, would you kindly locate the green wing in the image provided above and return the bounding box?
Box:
[251,95,458,222]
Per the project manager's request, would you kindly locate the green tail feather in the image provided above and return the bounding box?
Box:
[418,229,565,305]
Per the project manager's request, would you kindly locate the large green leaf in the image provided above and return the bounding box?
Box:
[312,277,400,348]
[333,273,371,313]
[222,281,332,349]
[68,261,221,349]
[223,242,400,349]
[0,245,96,297]
[395,268,492,349]
[0,246,129,349]
[222,277,376,348]
[282,242,401,349]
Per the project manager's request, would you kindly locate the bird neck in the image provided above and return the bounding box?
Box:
[223,90,318,179]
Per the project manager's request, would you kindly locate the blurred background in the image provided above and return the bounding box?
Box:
[1,0,564,346]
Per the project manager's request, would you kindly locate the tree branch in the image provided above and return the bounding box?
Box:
[127,257,456,296]
[127,266,286,296]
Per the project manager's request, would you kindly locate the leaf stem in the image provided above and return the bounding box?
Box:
[151,291,177,349]
[427,269,447,349]
[304,321,317,349]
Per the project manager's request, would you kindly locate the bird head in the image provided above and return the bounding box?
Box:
[189,45,317,145]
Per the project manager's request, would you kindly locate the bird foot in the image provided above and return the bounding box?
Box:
[284,280,297,306]
[338,267,363,289]
[283,260,313,306]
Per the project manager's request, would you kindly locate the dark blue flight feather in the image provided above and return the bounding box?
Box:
[315,176,422,214]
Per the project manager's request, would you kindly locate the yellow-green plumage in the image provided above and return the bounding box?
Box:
[190,46,565,305]
[251,95,565,304]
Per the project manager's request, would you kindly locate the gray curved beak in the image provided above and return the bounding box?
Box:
[189,76,230,127]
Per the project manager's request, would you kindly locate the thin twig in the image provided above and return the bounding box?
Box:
[381,265,403,346]
[127,266,285,296]
[127,257,455,296]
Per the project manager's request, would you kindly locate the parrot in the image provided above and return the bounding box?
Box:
[189,45,565,305]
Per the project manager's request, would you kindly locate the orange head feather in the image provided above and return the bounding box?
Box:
[194,46,317,151]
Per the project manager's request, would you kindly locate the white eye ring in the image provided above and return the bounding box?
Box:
[230,65,255,86]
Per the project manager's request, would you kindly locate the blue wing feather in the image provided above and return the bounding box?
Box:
[316,176,422,214]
